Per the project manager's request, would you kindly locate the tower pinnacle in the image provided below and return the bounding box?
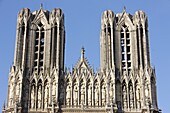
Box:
[40,3,43,9]
[123,6,126,12]
[81,47,85,60]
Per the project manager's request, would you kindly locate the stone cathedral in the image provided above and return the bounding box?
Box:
[2,6,161,113]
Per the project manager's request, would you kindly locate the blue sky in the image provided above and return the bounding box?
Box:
[0,0,169,112]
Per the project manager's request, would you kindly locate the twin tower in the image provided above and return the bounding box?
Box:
[2,7,160,113]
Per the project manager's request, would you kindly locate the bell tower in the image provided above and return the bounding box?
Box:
[3,6,65,113]
[100,10,115,71]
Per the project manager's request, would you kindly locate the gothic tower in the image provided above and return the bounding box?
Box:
[100,9,159,113]
[3,7,160,113]
[3,6,65,113]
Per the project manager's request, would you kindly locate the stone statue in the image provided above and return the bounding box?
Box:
[81,85,85,105]
[122,85,127,108]
[31,86,35,108]
[95,86,99,106]
[145,83,149,98]
[88,85,92,106]
[66,85,71,106]
[129,85,134,108]
[136,86,140,100]
[110,83,114,103]
[74,86,78,106]
[52,81,56,96]
[38,86,42,108]
[101,86,106,106]
[16,82,20,97]
[10,83,14,99]
[145,83,150,105]
[66,85,71,98]
[110,84,113,97]
[44,85,48,108]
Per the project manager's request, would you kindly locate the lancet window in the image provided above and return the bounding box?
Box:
[121,24,131,73]
[34,22,45,72]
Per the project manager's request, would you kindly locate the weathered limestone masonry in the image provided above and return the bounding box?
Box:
[2,7,161,113]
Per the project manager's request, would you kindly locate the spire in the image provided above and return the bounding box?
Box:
[81,47,85,60]
[40,3,43,9]
[123,6,126,12]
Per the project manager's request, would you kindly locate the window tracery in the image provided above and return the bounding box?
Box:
[121,24,131,73]
[34,22,45,73]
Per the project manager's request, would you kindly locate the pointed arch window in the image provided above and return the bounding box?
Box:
[33,22,45,72]
[120,24,131,73]
[21,24,25,36]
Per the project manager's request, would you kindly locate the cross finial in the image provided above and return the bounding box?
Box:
[124,6,126,12]
[40,3,43,9]
[81,47,85,60]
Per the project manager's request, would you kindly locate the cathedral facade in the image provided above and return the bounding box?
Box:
[2,7,161,113]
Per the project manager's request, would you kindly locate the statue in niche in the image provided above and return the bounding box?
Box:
[88,85,92,106]
[16,82,20,97]
[136,86,140,100]
[81,85,85,105]
[66,84,71,106]
[52,81,56,96]
[110,83,114,103]
[110,84,113,97]
[74,86,78,106]
[101,86,106,106]
[10,83,14,99]
[44,85,48,108]
[136,85,141,109]
[95,86,99,106]
[145,83,149,98]
[31,86,35,108]
[9,77,15,106]
[38,86,42,108]
[9,76,14,100]
[145,83,150,105]
[129,85,134,108]
[122,85,127,108]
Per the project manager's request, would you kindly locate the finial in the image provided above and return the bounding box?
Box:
[81,47,85,60]
[40,3,43,9]
[124,6,126,12]
[3,101,5,110]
